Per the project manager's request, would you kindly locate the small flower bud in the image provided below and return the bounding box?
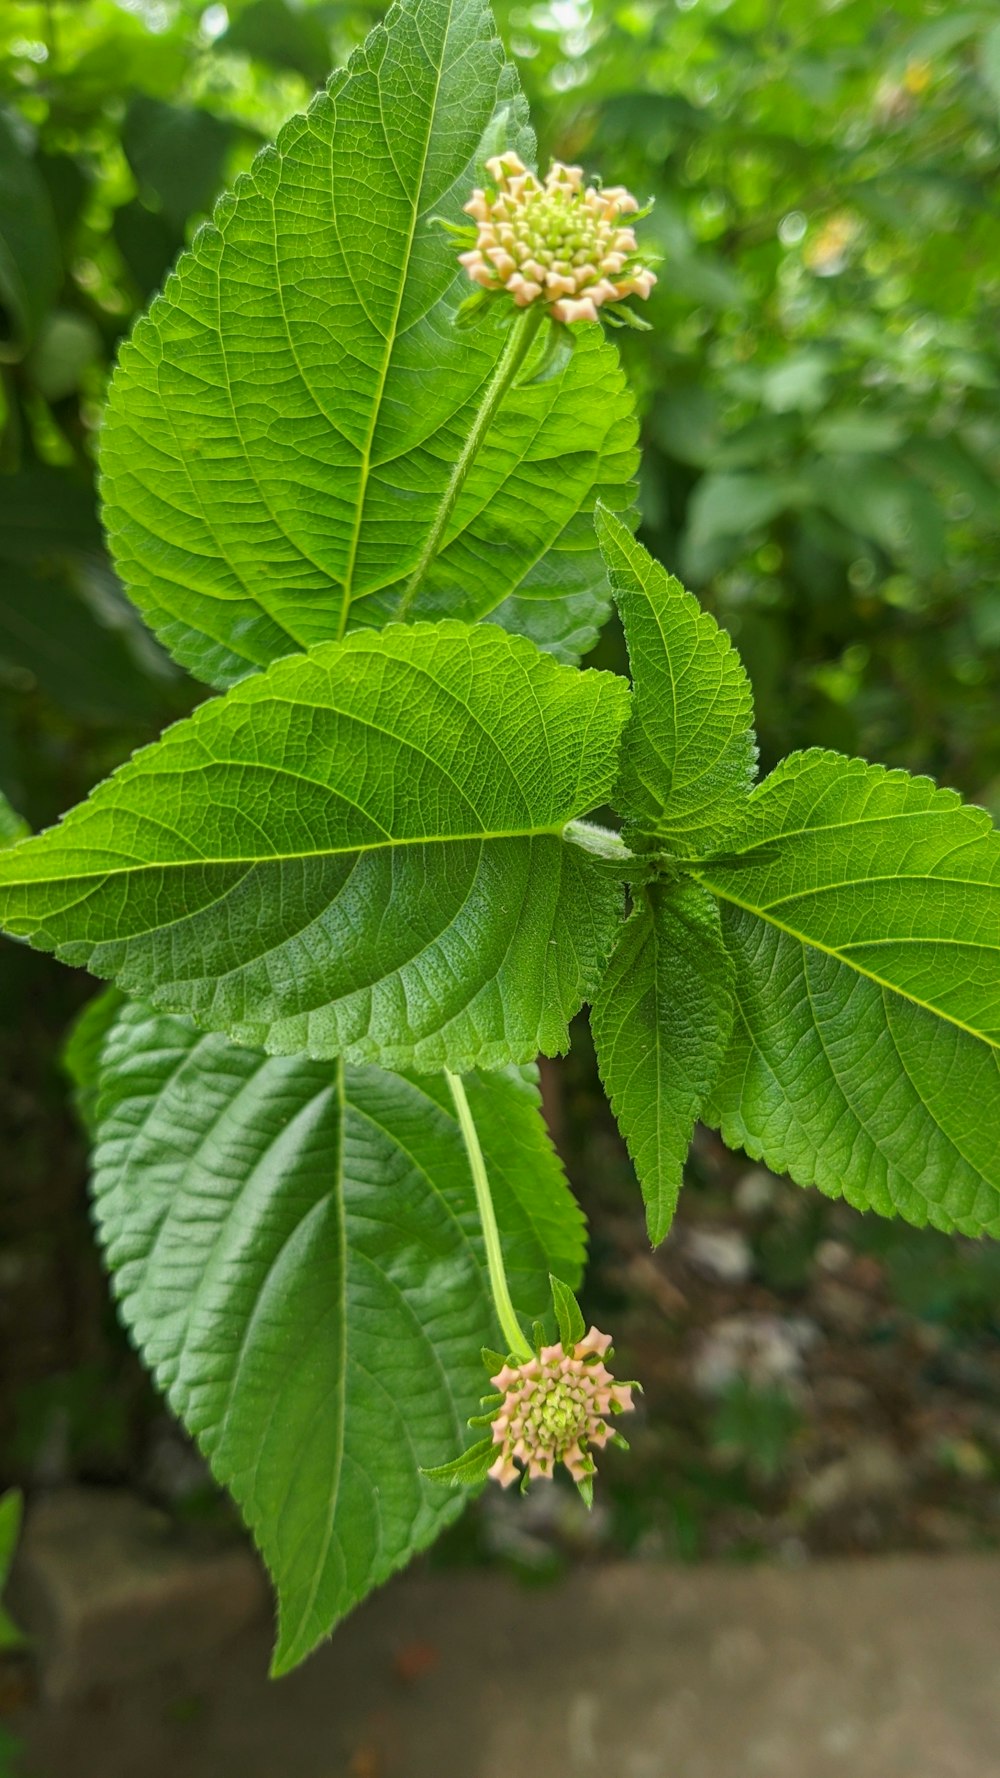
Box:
[486,1325,636,1490]
[456,156,657,326]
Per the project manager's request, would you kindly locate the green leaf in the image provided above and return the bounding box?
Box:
[0,623,629,1071]
[591,879,734,1244]
[0,109,61,361]
[708,911,1000,1236]
[63,985,127,1135]
[92,1001,585,1673]
[101,0,636,689]
[422,1437,496,1487]
[703,750,1000,1233]
[702,750,1000,1046]
[549,1272,585,1348]
[597,508,756,854]
[0,791,27,846]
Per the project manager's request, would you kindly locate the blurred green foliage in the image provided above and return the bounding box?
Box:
[1,0,999,824]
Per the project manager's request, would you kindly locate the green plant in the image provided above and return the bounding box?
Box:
[0,0,996,1678]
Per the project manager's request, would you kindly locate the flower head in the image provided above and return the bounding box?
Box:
[457,153,656,325]
[487,1324,635,1489]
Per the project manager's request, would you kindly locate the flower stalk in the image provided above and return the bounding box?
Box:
[446,1069,534,1363]
[394,303,544,622]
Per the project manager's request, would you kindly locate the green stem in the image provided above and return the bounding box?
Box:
[395,305,546,622]
[446,1070,533,1362]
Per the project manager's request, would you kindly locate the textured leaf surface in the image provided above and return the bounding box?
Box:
[0,623,629,1070]
[592,879,734,1244]
[93,1001,584,1672]
[702,750,1000,1232]
[101,0,637,688]
[701,750,1000,1046]
[597,507,755,854]
[708,908,1000,1236]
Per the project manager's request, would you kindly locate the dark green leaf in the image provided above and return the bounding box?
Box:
[63,985,127,1135]
[0,623,629,1071]
[92,1001,584,1671]
[704,751,1000,1232]
[592,879,734,1244]
[101,0,637,687]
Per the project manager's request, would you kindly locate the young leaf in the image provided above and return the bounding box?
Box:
[422,1438,496,1487]
[591,879,735,1244]
[703,750,1000,1233]
[0,623,629,1072]
[92,1001,585,1675]
[596,506,756,854]
[101,0,637,687]
[549,1272,585,1349]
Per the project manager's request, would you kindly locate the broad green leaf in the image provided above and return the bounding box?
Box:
[0,791,27,846]
[700,750,1000,1047]
[0,623,629,1071]
[702,750,1000,1232]
[591,879,734,1244]
[101,0,638,688]
[597,508,756,854]
[92,1000,584,1673]
[708,910,1000,1236]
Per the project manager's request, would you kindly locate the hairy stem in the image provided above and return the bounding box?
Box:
[395,305,546,621]
[446,1070,534,1362]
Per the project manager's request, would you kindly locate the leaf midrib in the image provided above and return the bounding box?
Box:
[277,1056,348,1667]
[336,0,456,636]
[0,823,573,890]
[702,875,1000,1051]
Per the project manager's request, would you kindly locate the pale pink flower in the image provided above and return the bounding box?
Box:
[457,152,656,325]
[487,1325,635,1488]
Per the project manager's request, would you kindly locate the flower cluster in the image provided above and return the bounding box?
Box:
[488,1325,635,1488]
[458,153,656,325]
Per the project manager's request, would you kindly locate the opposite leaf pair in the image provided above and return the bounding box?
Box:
[593,509,1000,1246]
